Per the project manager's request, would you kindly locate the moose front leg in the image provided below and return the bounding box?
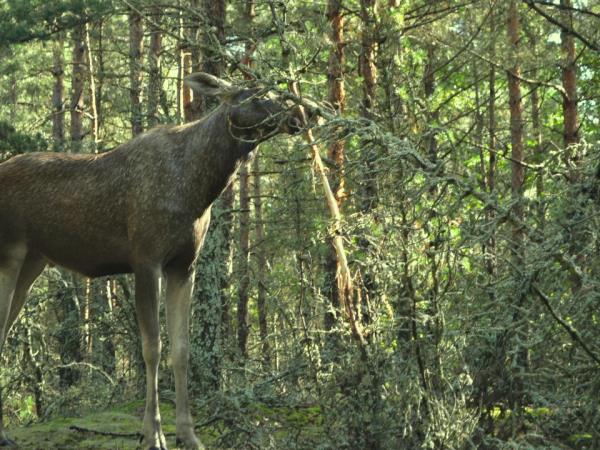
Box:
[165,266,202,450]
[0,244,27,447]
[135,266,168,450]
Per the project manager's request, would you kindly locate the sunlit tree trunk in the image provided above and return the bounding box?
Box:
[324,0,346,332]
[70,24,86,152]
[95,21,106,140]
[85,23,98,152]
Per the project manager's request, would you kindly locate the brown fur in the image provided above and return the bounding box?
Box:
[0,73,301,450]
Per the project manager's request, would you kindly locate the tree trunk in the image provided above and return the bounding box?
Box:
[359,0,377,121]
[508,0,524,250]
[506,0,527,415]
[182,50,193,122]
[188,0,202,118]
[357,0,378,326]
[128,7,144,136]
[253,155,270,369]
[95,21,105,140]
[236,0,255,361]
[57,276,83,387]
[70,24,86,152]
[531,80,544,222]
[323,0,347,333]
[147,6,162,128]
[193,0,230,392]
[57,26,88,388]
[561,0,579,155]
[85,23,98,152]
[423,44,438,164]
[486,8,497,276]
[237,162,250,360]
[52,37,65,151]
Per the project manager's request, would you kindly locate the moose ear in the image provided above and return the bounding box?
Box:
[184,72,238,98]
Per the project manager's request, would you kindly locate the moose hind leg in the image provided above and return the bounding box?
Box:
[0,244,27,447]
[135,266,168,450]
[6,252,46,333]
[165,266,202,450]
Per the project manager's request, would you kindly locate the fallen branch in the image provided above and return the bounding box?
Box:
[69,425,142,438]
[69,416,223,439]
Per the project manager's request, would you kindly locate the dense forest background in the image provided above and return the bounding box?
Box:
[1,0,600,448]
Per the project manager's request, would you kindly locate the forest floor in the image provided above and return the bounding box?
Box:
[9,400,183,449]
[8,398,323,449]
[7,399,596,449]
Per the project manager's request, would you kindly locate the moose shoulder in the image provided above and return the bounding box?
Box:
[0,73,302,450]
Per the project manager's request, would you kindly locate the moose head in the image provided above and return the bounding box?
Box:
[184,73,303,142]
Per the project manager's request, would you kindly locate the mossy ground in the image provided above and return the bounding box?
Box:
[8,400,322,449]
[9,401,201,450]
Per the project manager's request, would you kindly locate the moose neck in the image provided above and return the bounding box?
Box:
[183,105,258,212]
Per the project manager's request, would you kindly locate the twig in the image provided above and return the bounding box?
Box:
[522,0,600,53]
[530,284,600,367]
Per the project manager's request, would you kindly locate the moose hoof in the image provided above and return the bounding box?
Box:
[148,447,167,450]
[176,436,204,450]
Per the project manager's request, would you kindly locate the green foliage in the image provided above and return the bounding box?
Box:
[0,120,46,159]
[0,0,112,46]
[1,1,600,449]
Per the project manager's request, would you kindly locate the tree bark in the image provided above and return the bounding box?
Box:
[182,51,193,122]
[193,0,230,391]
[359,0,377,121]
[70,24,86,152]
[188,0,202,119]
[423,44,437,164]
[95,21,105,139]
[85,23,98,151]
[52,37,65,151]
[128,7,144,136]
[486,7,497,277]
[506,0,527,413]
[236,0,255,361]
[147,5,163,128]
[531,80,544,221]
[324,0,347,332]
[508,0,524,229]
[357,0,379,326]
[253,155,270,369]
[561,0,579,155]
[237,161,250,360]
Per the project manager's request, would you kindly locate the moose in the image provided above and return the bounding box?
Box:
[0,73,305,450]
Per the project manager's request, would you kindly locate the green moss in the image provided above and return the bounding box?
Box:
[8,403,183,450]
[7,399,325,449]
